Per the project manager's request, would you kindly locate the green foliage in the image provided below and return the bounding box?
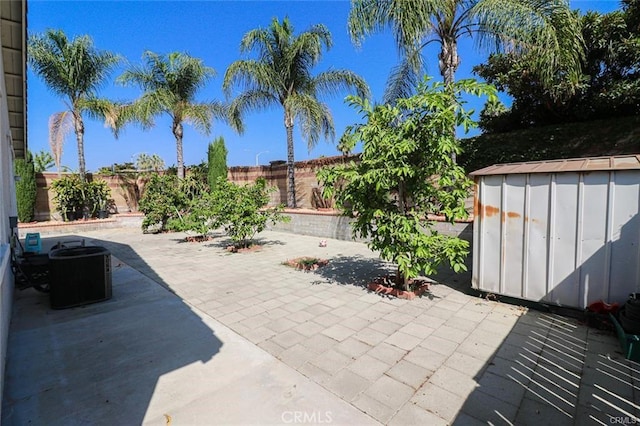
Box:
[475,5,640,132]
[87,180,112,215]
[50,175,113,220]
[182,165,209,199]
[14,152,37,223]
[159,175,289,244]
[319,78,495,288]
[348,0,582,101]
[33,150,55,173]
[210,178,289,248]
[96,162,136,175]
[51,175,84,220]
[135,153,165,172]
[174,193,217,237]
[138,168,211,233]
[138,174,187,232]
[207,137,228,191]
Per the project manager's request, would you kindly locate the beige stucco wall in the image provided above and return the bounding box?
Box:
[33,155,356,220]
[228,155,356,209]
[35,172,147,221]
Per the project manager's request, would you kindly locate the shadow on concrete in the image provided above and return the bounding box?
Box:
[201,235,287,251]
[443,307,638,424]
[310,254,394,288]
[2,235,222,425]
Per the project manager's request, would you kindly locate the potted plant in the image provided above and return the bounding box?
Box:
[51,175,84,221]
[88,180,112,218]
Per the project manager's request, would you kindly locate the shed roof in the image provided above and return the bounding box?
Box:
[470,154,640,176]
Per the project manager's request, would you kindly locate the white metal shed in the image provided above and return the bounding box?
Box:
[470,155,640,310]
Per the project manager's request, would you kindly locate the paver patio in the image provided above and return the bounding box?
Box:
[3,227,639,425]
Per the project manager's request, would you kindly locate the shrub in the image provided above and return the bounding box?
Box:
[51,174,84,221]
[207,137,228,191]
[86,180,112,216]
[211,178,289,248]
[14,152,37,222]
[50,175,113,220]
[138,174,186,232]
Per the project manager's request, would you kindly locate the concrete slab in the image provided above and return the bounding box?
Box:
[2,258,378,425]
[4,228,638,425]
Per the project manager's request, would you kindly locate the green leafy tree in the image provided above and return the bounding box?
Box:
[33,150,55,173]
[118,51,229,179]
[211,178,289,248]
[207,137,228,191]
[138,174,187,232]
[348,0,583,101]
[96,162,136,175]
[135,153,165,172]
[28,30,120,180]
[178,193,217,238]
[223,17,370,208]
[319,78,496,290]
[475,2,640,131]
[14,152,37,223]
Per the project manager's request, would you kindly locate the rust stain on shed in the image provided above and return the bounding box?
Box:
[484,205,500,217]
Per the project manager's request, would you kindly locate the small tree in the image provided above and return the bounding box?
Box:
[212,178,289,249]
[135,153,165,172]
[14,152,37,223]
[207,136,228,191]
[138,174,187,232]
[33,150,55,173]
[319,78,496,290]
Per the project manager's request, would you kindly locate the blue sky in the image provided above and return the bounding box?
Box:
[26,0,622,172]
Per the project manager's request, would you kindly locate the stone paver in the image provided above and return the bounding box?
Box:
[6,228,637,425]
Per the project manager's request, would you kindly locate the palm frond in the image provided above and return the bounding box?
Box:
[383,58,421,103]
[314,69,371,100]
[48,111,73,173]
[223,60,280,97]
[181,103,214,135]
[348,0,442,58]
[28,29,119,101]
[471,0,584,92]
[287,93,335,150]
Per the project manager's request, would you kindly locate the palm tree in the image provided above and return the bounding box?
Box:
[223,17,370,208]
[348,0,584,102]
[118,51,228,179]
[28,29,119,180]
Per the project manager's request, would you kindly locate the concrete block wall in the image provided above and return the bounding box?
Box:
[269,210,473,243]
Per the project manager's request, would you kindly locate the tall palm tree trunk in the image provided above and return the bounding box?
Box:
[285,117,296,208]
[439,38,460,163]
[73,111,87,181]
[173,120,185,179]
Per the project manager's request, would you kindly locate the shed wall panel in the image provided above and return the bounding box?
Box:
[548,174,580,307]
[524,174,552,302]
[473,169,640,309]
[503,175,526,298]
[579,172,610,306]
[609,174,640,302]
[477,176,503,293]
